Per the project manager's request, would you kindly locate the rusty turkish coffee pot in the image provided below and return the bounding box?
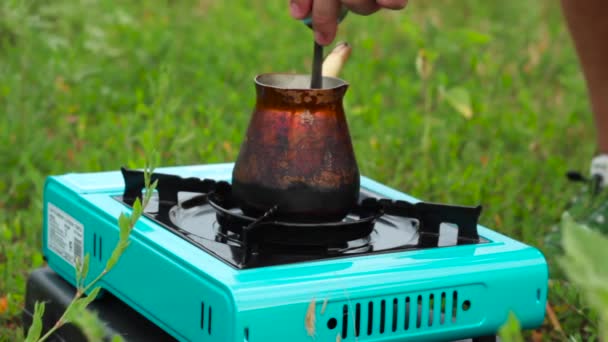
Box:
[232,44,359,223]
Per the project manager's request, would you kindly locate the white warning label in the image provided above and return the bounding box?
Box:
[47,203,84,267]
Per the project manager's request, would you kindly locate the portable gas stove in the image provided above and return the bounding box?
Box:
[26,163,548,341]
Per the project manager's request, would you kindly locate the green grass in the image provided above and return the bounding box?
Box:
[0,0,599,340]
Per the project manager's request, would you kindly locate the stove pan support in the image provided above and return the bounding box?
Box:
[239,205,279,265]
[414,202,483,246]
[368,198,483,247]
[121,167,219,215]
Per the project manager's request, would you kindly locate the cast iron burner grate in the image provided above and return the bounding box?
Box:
[116,168,486,269]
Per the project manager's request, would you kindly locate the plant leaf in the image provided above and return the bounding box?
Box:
[24,301,45,342]
[64,287,102,323]
[105,243,126,271]
[498,312,524,342]
[415,49,433,80]
[559,213,608,341]
[118,213,131,242]
[132,198,142,219]
[76,254,90,289]
[461,29,492,45]
[150,179,159,191]
[71,308,106,342]
[81,254,90,284]
[81,286,102,308]
[74,255,83,288]
[112,334,126,342]
[118,212,130,228]
[443,87,473,119]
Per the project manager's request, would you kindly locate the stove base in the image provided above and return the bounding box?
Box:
[22,267,175,342]
[22,267,500,342]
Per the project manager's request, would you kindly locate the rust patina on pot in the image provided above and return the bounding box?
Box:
[232,73,359,222]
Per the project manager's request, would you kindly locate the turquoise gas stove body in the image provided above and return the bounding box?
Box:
[42,163,548,341]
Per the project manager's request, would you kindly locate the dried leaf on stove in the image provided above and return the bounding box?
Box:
[321,298,328,315]
[305,298,316,338]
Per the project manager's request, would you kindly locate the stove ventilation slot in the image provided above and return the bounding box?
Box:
[336,290,466,340]
[200,301,212,335]
[342,304,348,338]
[93,233,102,262]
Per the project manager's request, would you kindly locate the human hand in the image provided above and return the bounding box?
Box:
[289,0,408,45]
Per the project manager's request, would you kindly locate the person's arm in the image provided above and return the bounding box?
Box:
[561,0,608,155]
[289,0,408,45]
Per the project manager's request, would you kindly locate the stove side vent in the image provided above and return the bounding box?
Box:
[322,285,484,341]
[200,301,212,335]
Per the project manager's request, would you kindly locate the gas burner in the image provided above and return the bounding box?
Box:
[207,183,381,246]
[118,168,485,269]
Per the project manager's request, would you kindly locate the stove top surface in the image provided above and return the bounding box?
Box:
[115,168,486,269]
